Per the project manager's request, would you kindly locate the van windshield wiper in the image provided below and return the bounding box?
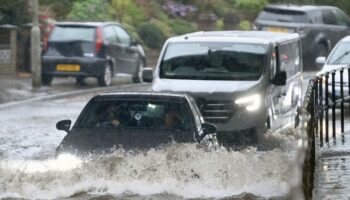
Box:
[333,51,350,64]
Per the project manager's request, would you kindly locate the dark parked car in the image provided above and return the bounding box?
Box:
[254,4,350,70]
[56,92,218,154]
[42,22,146,86]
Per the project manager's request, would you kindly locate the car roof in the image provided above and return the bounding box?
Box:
[54,21,121,27]
[94,91,193,101]
[265,4,336,12]
[167,31,299,44]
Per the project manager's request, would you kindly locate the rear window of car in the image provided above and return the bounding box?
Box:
[50,26,95,42]
[258,8,308,23]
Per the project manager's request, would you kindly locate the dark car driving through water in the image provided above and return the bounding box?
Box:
[41,22,146,86]
[56,92,218,155]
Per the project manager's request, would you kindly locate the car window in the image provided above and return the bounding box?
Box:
[103,26,118,43]
[49,26,95,42]
[327,41,350,64]
[322,9,337,25]
[114,26,131,46]
[278,40,301,77]
[333,9,350,26]
[257,8,308,23]
[75,99,194,131]
[160,42,268,81]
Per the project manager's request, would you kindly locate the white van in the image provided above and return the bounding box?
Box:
[143,31,303,142]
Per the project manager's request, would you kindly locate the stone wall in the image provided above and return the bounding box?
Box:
[0,25,17,75]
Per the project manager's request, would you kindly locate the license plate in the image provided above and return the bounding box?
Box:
[266,27,289,33]
[56,64,80,71]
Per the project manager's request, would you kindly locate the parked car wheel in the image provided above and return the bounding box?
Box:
[75,77,85,86]
[97,64,112,87]
[313,43,328,70]
[42,75,53,86]
[132,59,145,83]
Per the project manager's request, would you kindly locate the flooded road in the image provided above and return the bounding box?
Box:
[0,93,302,199]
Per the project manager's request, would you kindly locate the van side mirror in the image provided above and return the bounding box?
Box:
[315,56,326,69]
[142,67,154,82]
[56,120,71,133]
[273,71,287,86]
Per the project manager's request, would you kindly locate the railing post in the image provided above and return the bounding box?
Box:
[325,73,329,143]
[340,68,344,133]
[314,77,319,137]
[319,76,323,147]
[331,71,336,139]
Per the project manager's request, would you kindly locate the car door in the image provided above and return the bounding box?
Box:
[114,25,139,75]
[278,40,303,128]
[103,25,123,75]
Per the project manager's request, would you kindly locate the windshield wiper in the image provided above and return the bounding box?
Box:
[202,68,228,73]
[333,51,350,64]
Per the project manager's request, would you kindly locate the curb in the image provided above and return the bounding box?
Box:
[0,85,130,110]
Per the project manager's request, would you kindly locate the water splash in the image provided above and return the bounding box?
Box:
[0,131,299,200]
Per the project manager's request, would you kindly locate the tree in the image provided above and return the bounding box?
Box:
[111,0,146,26]
[0,0,31,26]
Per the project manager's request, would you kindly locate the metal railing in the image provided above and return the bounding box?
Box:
[301,66,350,199]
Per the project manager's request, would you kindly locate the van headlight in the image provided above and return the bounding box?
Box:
[235,94,261,111]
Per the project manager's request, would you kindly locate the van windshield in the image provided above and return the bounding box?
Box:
[160,42,268,80]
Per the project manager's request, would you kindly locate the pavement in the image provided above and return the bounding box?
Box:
[0,73,136,106]
[313,129,350,199]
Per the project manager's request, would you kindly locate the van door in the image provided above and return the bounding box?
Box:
[268,46,282,130]
[278,40,302,128]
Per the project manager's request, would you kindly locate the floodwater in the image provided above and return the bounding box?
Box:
[0,96,301,200]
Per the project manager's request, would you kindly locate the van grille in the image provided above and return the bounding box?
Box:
[196,99,233,123]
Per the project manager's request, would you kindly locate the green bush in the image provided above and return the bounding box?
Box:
[169,19,198,35]
[235,0,267,21]
[137,22,166,49]
[239,20,251,30]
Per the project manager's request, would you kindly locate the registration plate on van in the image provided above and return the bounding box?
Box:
[266,27,289,33]
[56,64,80,71]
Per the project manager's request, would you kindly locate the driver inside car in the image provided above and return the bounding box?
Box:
[164,104,184,130]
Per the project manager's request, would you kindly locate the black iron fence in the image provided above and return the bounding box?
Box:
[301,66,350,199]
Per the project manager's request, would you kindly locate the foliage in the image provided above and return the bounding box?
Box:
[66,0,114,21]
[0,0,31,26]
[137,22,166,49]
[239,20,251,30]
[111,0,146,26]
[236,0,268,21]
[169,19,198,35]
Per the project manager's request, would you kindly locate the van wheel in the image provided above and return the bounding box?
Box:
[42,75,53,86]
[132,59,145,83]
[97,64,112,87]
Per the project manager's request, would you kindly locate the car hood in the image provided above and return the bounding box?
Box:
[317,64,349,83]
[152,79,259,94]
[58,128,196,154]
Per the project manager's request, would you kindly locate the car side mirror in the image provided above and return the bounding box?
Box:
[56,120,71,133]
[202,123,217,135]
[315,56,326,69]
[142,67,154,82]
[272,71,287,86]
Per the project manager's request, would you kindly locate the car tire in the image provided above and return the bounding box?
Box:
[132,59,145,83]
[76,77,85,86]
[42,75,53,86]
[97,64,112,87]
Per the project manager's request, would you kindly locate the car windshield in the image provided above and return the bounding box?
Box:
[159,42,268,81]
[327,41,350,64]
[49,26,95,42]
[258,8,308,23]
[75,98,193,131]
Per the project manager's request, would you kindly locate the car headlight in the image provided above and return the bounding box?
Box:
[235,94,261,111]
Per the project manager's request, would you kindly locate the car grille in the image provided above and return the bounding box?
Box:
[196,98,234,123]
